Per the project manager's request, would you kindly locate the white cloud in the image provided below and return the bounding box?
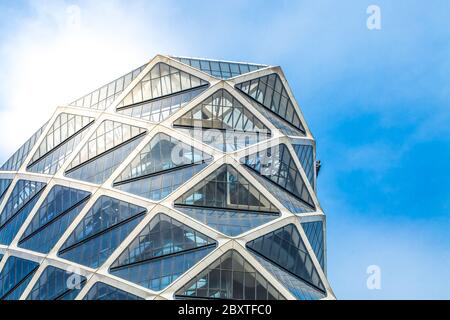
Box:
[0,0,186,161]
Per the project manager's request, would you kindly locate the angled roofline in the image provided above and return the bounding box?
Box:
[168,55,270,67]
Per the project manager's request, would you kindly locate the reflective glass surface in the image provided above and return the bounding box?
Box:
[175,164,278,213]
[110,213,216,291]
[242,144,314,208]
[27,113,95,175]
[0,180,46,245]
[175,207,278,237]
[246,224,325,292]
[246,168,313,214]
[0,256,39,300]
[117,85,207,122]
[30,114,94,163]
[26,266,86,300]
[83,282,144,300]
[66,120,146,184]
[18,185,91,253]
[251,253,325,300]
[293,144,315,190]
[175,250,285,300]
[172,57,267,79]
[117,63,208,109]
[0,179,12,203]
[302,221,325,271]
[58,196,147,268]
[174,89,271,152]
[235,73,305,134]
[71,64,147,110]
[114,133,212,201]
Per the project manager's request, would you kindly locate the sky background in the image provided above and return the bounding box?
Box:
[0,0,449,299]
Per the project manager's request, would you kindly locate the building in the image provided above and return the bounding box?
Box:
[0,54,335,300]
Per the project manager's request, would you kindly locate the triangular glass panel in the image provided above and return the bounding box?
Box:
[236,74,306,135]
[27,113,95,175]
[241,144,315,209]
[246,224,325,293]
[293,144,315,190]
[172,56,267,79]
[0,180,46,245]
[0,254,3,262]
[175,250,285,300]
[117,86,207,122]
[245,168,312,214]
[0,179,13,203]
[175,207,278,237]
[1,122,47,171]
[302,221,325,272]
[65,120,146,184]
[174,89,271,152]
[26,266,86,300]
[0,256,39,300]
[58,196,147,269]
[70,64,147,110]
[251,252,325,300]
[175,164,278,213]
[18,185,91,254]
[114,133,212,201]
[110,213,216,291]
[116,63,208,111]
[243,96,304,137]
[83,282,144,300]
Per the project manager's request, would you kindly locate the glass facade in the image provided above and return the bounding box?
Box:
[175,164,279,213]
[110,213,216,291]
[0,179,13,203]
[71,64,147,110]
[0,180,46,245]
[65,120,147,184]
[251,253,325,300]
[116,63,208,110]
[58,196,147,268]
[293,144,315,190]
[175,207,278,237]
[0,55,331,300]
[83,282,144,300]
[27,113,95,175]
[246,224,325,292]
[26,266,86,300]
[172,56,267,79]
[241,144,314,208]
[175,250,285,300]
[174,89,271,152]
[18,185,91,253]
[117,86,207,122]
[0,256,39,300]
[245,168,313,214]
[235,73,306,134]
[114,133,212,201]
[302,221,325,272]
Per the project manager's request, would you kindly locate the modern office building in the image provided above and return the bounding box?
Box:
[0,54,335,300]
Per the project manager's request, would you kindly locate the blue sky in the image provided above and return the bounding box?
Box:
[0,0,449,299]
